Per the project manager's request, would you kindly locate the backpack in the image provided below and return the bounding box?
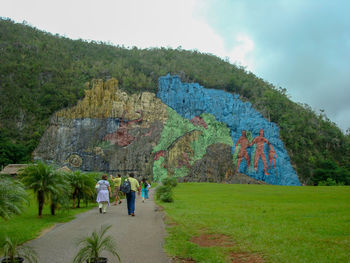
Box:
[120,179,131,194]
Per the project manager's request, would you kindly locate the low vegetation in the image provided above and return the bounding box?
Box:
[2,236,38,263]
[1,163,100,251]
[73,224,120,263]
[155,177,178,202]
[0,190,94,253]
[157,183,350,263]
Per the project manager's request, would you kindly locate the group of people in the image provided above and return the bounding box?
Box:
[95,173,151,216]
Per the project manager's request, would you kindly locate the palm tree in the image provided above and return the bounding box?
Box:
[73,225,120,263]
[21,162,68,217]
[68,171,96,208]
[2,236,38,263]
[0,177,28,220]
[49,172,70,215]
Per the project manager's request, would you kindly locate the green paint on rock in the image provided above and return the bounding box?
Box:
[153,157,168,182]
[152,108,234,181]
[190,113,233,162]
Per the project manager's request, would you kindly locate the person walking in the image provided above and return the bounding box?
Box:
[110,174,122,205]
[145,180,151,199]
[96,174,112,214]
[141,178,148,203]
[125,173,140,216]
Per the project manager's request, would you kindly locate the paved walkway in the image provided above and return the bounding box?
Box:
[27,190,171,263]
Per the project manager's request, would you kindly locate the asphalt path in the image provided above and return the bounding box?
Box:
[27,190,171,263]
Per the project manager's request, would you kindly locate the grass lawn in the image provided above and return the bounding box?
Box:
[158,183,350,263]
[0,192,95,252]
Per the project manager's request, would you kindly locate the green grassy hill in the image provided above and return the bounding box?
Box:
[0,18,349,185]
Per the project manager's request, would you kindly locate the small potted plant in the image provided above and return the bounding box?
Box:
[73,224,120,263]
[1,237,38,263]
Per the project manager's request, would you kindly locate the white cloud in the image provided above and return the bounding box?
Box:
[226,34,255,70]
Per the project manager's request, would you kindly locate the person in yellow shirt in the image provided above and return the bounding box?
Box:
[126,173,140,216]
[110,174,122,206]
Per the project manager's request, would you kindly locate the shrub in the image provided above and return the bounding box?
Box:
[2,236,38,263]
[318,178,344,186]
[155,185,174,202]
[73,224,120,263]
[161,176,178,187]
[156,176,178,203]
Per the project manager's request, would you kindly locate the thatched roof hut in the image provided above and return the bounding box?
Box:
[0,164,29,175]
[57,166,72,173]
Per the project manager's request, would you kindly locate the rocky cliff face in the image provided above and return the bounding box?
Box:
[34,75,300,185]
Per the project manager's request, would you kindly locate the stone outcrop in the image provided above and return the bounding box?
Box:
[34,75,301,185]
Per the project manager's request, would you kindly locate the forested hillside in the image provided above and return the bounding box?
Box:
[1,18,349,185]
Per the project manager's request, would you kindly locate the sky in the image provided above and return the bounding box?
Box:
[1,0,350,132]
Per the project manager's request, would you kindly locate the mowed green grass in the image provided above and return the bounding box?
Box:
[159,183,350,263]
[0,192,94,252]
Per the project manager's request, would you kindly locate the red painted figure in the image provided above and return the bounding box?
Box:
[249,129,270,175]
[234,130,250,173]
[268,145,277,170]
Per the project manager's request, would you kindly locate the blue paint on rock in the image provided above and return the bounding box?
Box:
[157,74,301,186]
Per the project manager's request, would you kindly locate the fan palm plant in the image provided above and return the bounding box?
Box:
[20,162,68,217]
[2,236,38,263]
[49,172,70,215]
[68,171,96,208]
[73,225,120,263]
[0,177,28,220]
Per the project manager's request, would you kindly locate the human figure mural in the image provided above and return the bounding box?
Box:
[234,130,250,174]
[249,129,271,175]
[268,145,277,170]
[235,129,277,176]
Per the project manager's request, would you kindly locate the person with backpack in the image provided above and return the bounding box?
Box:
[125,173,140,216]
[96,174,112,214]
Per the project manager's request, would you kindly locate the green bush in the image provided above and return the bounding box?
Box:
[155,185,174,203]
[161,177,178,187]
[318,178,344,186]
[159,190,174,203]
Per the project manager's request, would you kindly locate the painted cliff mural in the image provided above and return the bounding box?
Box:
[34,75,301,186]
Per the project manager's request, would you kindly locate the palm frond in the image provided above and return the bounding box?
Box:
[0,177,28,220]
[73,225,120,263]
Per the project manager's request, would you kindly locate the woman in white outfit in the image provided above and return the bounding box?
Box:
[96,174,112,214]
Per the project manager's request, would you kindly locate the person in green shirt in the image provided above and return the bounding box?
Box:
[110,174,122,206]
[126,173,140,216]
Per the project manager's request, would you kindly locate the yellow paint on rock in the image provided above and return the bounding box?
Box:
[56,78,168,127]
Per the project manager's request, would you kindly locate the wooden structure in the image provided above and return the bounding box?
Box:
[0,164,29,175]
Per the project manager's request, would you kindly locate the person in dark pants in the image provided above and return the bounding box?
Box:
[126,173,140,216]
